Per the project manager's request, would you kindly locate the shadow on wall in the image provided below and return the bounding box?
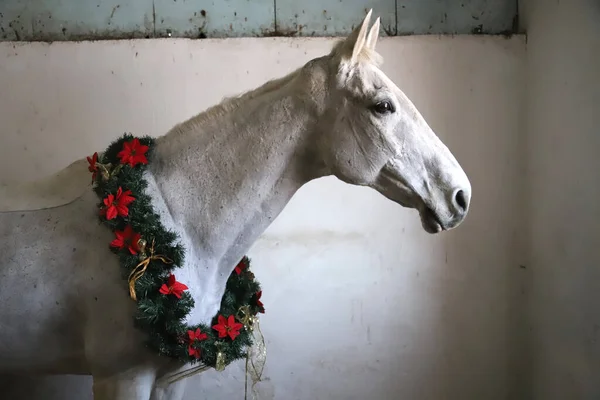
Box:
[0,375,92,398]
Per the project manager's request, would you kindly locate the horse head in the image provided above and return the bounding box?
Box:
[312,10,472,234]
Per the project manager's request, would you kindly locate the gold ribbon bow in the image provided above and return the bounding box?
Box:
[95,159,123,182]
[237,305,267,400]
[237,305,255,328]
[129,238,173,301]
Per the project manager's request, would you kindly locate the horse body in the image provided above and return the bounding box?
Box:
[0,12,472,399]
[0,71,313,376]
[0,190,129,375]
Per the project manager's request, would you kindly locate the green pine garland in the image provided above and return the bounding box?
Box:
[88,133,264,369]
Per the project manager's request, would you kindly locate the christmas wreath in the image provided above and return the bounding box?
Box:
[87,133,265,370]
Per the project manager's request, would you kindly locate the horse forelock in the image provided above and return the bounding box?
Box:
[331,38,384,68]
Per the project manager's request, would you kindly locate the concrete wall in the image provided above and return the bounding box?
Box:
[522,0,600,398]
[0,35,525,398]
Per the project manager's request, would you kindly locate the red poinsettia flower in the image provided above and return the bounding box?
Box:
[188,346,201,359]
[87,152,98,182]
[187,328,208,359]
[101,187,135,220]
[117,138,149,167]
[159,274,189,299]
[110,225,142,255]
[234,260,247,275]
[188,328,208,342]
[255,291,265,314]
[212,314,244,341]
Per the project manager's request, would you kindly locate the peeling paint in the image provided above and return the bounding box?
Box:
[0,0,520,41]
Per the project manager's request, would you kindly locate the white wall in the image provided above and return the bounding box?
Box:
[523,0,600,398]
[0,36,525,399]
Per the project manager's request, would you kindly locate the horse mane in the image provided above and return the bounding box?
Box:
[162,39,382,140]
[164,67,302,139]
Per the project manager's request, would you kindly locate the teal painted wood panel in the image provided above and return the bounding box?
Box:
[0,0,155,41]
[275,0,396,37]
[153,0,275,38]
[397,0,518,35]
[0,0,519,41]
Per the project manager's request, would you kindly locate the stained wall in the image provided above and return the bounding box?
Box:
[0,34,525,399]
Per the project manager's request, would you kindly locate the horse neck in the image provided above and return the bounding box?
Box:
[146,71,325,324]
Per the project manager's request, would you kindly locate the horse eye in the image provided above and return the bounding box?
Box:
[372,101,395,114]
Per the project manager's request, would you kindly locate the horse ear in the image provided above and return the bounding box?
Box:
[350,9,372,63]
[334,9,372,64]
[365,17,380,51]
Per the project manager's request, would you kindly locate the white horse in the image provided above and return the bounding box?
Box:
[0,11,471,400]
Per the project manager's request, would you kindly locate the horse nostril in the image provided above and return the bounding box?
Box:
[454,189,467,211]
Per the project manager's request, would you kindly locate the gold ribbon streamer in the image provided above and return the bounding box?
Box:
[128,238,173,301]
[237,306,267,400]
[215,341,226,371]
[158,363,211,386]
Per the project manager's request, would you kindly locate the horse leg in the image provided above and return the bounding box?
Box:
[92,369,156,400]
[149,380,187,400]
